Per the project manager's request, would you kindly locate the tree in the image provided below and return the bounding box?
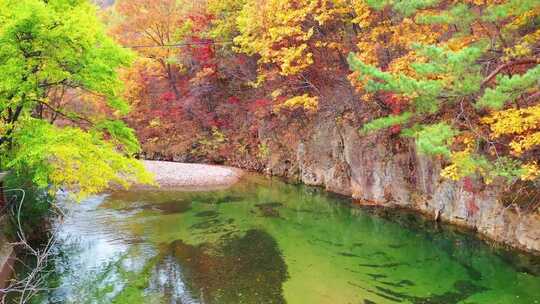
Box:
[232,0,359,111]
[348,0,540,183]
[0,0,152,199]
[111,0,192,100]
[111,0,225,158]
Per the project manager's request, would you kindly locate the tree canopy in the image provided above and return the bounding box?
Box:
[100,0,540,187]
[347,0,540,183]
[19,0,534,193]
[0,0,152,199]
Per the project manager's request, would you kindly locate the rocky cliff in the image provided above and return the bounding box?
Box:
[266,114,540,255]
[141,79,540,255]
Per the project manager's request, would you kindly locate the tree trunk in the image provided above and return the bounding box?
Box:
[166,64,181,99]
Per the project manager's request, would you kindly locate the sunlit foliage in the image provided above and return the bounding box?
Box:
[0,0,152,198]
[349,0,540,184]
[106,0,540,186]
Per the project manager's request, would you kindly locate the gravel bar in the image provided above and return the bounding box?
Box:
[141,160,244,189]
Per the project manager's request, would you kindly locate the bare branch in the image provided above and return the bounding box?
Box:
[481,58,539,87]
[0,189,59,304]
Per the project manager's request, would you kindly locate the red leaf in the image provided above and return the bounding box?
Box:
[227,96,241,105]
[161,91,175,102]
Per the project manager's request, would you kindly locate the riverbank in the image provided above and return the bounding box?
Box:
[141,161,244,189]
[138,155,540,255]
[0,232,14,290]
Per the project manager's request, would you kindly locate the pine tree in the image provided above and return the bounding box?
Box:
[348,0,540,183]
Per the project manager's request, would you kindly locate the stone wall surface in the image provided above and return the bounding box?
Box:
[281,116,540,254]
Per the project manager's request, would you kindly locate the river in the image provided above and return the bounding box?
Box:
[28,174,540,303]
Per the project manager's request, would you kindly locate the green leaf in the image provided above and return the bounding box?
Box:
[404,123,458,157]
[360,112,412,134]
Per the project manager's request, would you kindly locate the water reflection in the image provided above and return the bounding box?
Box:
[30,175,540,304]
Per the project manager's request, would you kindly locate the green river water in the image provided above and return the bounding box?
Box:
[30,174,540,304]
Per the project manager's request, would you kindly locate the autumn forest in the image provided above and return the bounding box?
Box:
[117,0,540,185]
[1,0,540,303]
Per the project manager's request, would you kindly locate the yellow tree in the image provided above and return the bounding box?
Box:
[111,0,191,99]
[232,0,359,111]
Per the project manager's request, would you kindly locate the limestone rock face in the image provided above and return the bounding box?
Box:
[290,118,540,254]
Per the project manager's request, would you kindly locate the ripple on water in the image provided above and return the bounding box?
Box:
[28,175,540,304]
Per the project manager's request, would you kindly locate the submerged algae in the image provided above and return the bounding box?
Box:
[27,175,540,304]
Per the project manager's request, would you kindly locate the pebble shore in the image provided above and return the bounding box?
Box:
[142,160,244,189]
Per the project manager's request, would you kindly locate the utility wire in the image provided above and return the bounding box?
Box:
[126,40,233,49]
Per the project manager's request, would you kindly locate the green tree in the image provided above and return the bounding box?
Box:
[0,0,153,199]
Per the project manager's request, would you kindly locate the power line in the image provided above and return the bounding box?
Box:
[126,40,233,49]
